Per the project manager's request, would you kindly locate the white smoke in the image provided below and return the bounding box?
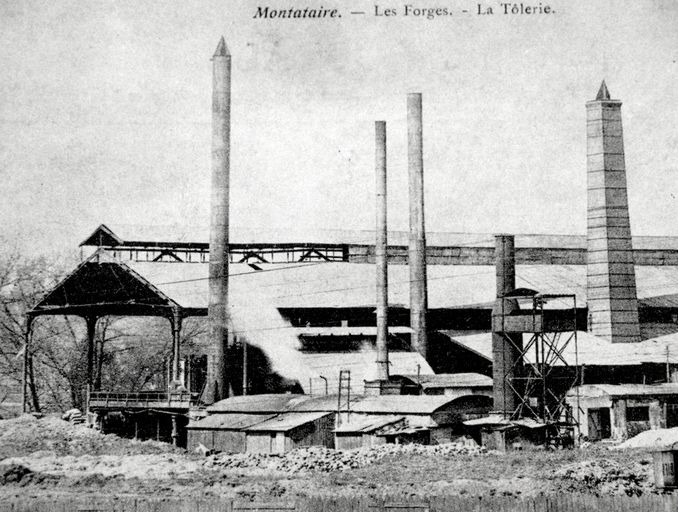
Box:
[359,340,380,382]
[229,282,317,392]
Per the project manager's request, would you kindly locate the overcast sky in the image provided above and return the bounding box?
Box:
[1,0,677,255]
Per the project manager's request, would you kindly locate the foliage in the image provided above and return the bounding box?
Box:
[0,248,206,412]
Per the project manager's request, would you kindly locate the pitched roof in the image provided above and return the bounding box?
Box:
[244,411,332,432]
[32,249,678,314]
[334,415,404,433]
[186,413,275,430]
[207,393,474,416]
[350,395,467,414]
[207,394,308,413]
[116,261,678,311]
[397,373,493,389]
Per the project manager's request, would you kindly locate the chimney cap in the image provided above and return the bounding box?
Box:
[213,36,230,57]
[596,80,611,101]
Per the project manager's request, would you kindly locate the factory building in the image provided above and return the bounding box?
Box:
[21,37,678,449]
[186,393,492,453]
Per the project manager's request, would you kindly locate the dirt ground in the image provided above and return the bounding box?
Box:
[0,415,659,501]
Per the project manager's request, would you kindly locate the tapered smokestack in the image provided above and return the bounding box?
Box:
[375,121,389,381]
[491,235,523,417]
[207,37,231,401]
[407,93,428,360]
[586,81,641,343]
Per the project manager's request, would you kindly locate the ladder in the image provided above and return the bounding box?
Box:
[336,370,351,426]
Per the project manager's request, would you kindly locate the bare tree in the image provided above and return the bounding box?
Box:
[1,247,208,412]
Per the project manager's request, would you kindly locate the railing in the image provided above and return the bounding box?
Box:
[88,390,200,409]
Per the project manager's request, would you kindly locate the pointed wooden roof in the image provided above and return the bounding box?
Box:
[29,253,201,318]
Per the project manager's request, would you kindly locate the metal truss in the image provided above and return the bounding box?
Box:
[497,293,581,443]
[105,244,349,264]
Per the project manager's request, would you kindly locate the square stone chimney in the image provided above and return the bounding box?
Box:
[586,81,641,343]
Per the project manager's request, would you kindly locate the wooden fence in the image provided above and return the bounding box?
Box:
[0,494,677,512]
[0,494,678,512]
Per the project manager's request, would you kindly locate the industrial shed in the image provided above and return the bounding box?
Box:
[185,413,274,453]
[333,394,493,444]
[566,384,678,442]
[244,412,335,454]
[464,416,550,450]
[196,393,492,451]
[334,415,404,450]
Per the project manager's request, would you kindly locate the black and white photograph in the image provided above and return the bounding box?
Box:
[1,0,678,509]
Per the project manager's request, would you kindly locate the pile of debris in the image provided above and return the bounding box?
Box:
[613,427,678,450]
[61,408,85,425]
[0,414,180,459]
[1,453,203,480]
[552,458,653,496]
[205,442,485,473]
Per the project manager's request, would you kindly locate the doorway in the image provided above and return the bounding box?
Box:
[587,408,611,441]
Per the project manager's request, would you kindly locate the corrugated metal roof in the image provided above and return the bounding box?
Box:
[207,394,309,413]
[119,260,678,311]
[449,331,678,367]
[334,415,404,433]
[568,384,678,398]
[244,411,332,432]
[126,261,500,310]
[350,395,463,414]
[85,224,678,250]
[206,393,469,416]
[463,415,546,429]
[397,373,493,389]
[186,413,275,430]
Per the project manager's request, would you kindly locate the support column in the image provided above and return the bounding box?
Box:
[94,318,106,391]
[171,415,179,446]
[21,318,33,413]
[170,308,183,385]
[407,93,428,360]
[375,120,389,381]
[242,340,248,395]
[84,316,98,389]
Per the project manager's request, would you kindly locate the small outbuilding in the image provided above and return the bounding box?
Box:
[566,384,678,442]
[653,445,678,489]
[333,415,405,450]
[244,411,335,454]
[464,415,550,450]
[186,413,274,453]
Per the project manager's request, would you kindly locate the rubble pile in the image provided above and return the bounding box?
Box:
[552,458,653,496]
[205,442,485,473]
[613,427,678,450]
[0,414,179,459]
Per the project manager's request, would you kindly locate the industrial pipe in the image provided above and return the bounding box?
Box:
[407,93,428,360]
[375,120,390,381]
[207,37,231,401]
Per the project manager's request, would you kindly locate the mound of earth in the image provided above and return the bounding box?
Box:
[614,427,678,450]
[551,458,653,496]
[0,414,183,459]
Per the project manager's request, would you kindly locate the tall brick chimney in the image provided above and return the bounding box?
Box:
[586,81,641,343]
